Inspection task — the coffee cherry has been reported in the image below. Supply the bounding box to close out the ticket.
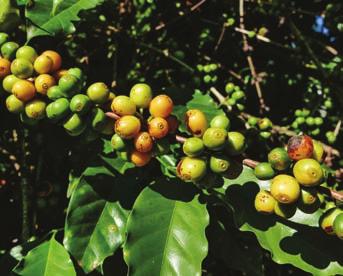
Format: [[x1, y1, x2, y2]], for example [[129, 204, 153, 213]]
[[111, 95, 136, 116], [177, 157, 207, 182], [225, 82, 235, 94], [254, 162, 275, 180], [149, 95, 173, 118], [254, 190, 276, 214], [12, 80, 36, 102], [258, 118, 273, 130], [46, 98, 70, 121], [259, 131, 271, 139], [0, 33, 9, 46], [299, 187, 318, 206], [305, 117, 315, 126], [295, 117, 305, 125], [314, 117, 323, 126], [59, 74, 79, 97], [70, 94, 91, 115], [248, 116, 258, 126], [270, 174, 300, 204], [130, 150, 152, 167], [2, 74, 19, 92], [130, 83, 153, 108], [268, 147, 291, 171], [274, 202, 296, 218], [333, 213, 343, 240], [16, 46, 37, 63], [0, 57, 11, 78], [68, 67, 84, 81], [324, 99, 333, 109], [34, 74, 56, 95], [11, 58, 34, 79], [1, 41, 19, 60], [185, 109, 208, 137], [293, 158, 323, 186], [42, 50, 62, 71], [63, 114, 86, 136], [226, 98, 236, 106], [134, 132, 153, 153], [115, 115, 141, 139], [183, 137, 204, 157], [166, 115, 179, 134], [47, 85, 65, 100], [287, 135, 313, 161], [34, 55, 53, 74], [227, 131, 246, 155], [25, 99, 47, 120], [203, 127, 227, 151], [321, 208, 343, 235], [148, 117, 169, 139], [6, 94, 24, 114], [312, 140, 324, 162], [210, 114, 230, 130], [53, 69, 68, 81], [111, 134, 126, 151], [87, 82, 110, 104], [209, 155, 231, 174], [90, 108, 107, 131], [232, 90, 245, 101]]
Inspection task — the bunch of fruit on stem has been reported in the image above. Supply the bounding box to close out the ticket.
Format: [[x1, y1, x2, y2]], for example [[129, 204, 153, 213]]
[[253, 134, 343, 239], [177, 110, 246, 184]]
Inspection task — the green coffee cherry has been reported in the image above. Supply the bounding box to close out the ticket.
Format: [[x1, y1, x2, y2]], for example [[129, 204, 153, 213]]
[[2, 74, 19, 92], [295, 117, 305, 125], [259, 131, 272, 139], [236, 103, 245, 111], [70, 94, 91, 115], [63, 113, 86, 136], [202, 127, 227, 151], [11, 58, 34, 79], [68, 67, 84, 81], [258, 118, 273, 130], [333, 213, 343, 240], [314, 117, 323, 126], [227, 131, 246, 155], [47, 86, 65, 100], [225, 82, 235, 94], [209, 155, 231, 174], [248, 116, 258, 126], [111, 134, 126, 151], [87, 82, 110, 104], [6, 94, 24, 114], [16, 46, 38, 63], [129, 83, 153, 108], [1, 41, 19, 60], [183, 137, 204, 157], [46, 98, 70, 121], [268, 147, 291, 171], [231, 90, 245, 101], [59, 74, 79, 97], [210, 114, 230, 131], [177, 157, 207, 182], [254, 162, 275, 180], [90, 107, 107, 131], [305, 117, 315, 126], [0, 33, 9, 46], [226, 98, 236, 106]]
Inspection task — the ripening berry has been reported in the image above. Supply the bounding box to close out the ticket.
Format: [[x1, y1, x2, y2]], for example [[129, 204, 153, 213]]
[[12, 80, 36, 102], [202, 127, 227, 151], [25, 99, 47, 120], [134, 132, 153, 153], [130, 150, 152, 167], [111, 95, 136, 116], [209, 155, 231, 174], [227, 132, 246, 155], [258, 118, 273, 130], [130, 83, 153, 108], [11, 58, 34, 79], [185, 109, 208, 137], [87, 82, 110, 104], [148, 117, 169, 139], [115, 115, 141, 139], [210, 114, 230, 131], [42, 50, 62, 71], [321, 208, 343, 235], [16, 46, 38, 63], [270, 174, 300, 204], [2, 74, 19, 92], [177, 157, 207, 182], [111, 134, 126, 151], [183, 137, 204, 157], [34, 74, 56, 95], [6, 95, 24, 114], [293, 158, 323, 186], [34, 55, 53, 74], [287, 135, 313, 161], [268, 147, 291, 171], [312, 140, 324, 162], [0, 57, 11, 78], [149, 94, 173, 118], [254, 190, 276, 214]]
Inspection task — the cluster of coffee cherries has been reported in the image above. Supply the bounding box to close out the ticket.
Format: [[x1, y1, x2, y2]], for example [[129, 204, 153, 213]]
[[177, 111, 246, 183], [253, 134, 343, 239], [247, 116, 273, 139], [290, 108, 324, 138], [110, 86, 178, 167], [224, 82, 246, 111], [196, 63, 219, 84]]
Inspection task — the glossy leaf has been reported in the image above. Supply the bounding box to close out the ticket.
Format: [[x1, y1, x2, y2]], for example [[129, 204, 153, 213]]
[[124, 179, 209, 276]]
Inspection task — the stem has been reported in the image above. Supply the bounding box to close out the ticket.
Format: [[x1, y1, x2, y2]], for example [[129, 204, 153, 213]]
[[175, 135, 187, 143], [105, 112, 121, 120]]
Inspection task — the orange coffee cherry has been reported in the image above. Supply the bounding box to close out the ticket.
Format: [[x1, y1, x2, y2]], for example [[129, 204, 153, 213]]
[[134, 132, 154, 153], [148, 117, 169, 139], [12, 80, 36, 102], [34, 74, 56, 95], [149, 94, 173, 118], [0, 57, 11, 78], [185, 109, 208, 137], [42, 50, 62, 71], [130, 150, 152, 167], [115, 115, 141, 139]]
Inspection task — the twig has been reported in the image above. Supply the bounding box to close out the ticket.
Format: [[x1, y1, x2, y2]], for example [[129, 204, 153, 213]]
[[175, 135, 186, 143], [105, 112, 120, 120], [214, 23, 227, 51], [334, 120, 342, 137]]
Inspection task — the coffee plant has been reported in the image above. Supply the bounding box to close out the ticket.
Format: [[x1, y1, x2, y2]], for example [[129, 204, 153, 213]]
[[0, 0, 343, 275]]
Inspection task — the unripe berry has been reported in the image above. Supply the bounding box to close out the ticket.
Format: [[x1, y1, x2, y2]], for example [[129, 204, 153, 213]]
[[34, 74, 56, 95], [202, 127, 227, 151], [227, 131, 246, 155], [12, 80, 36, 102], [134, 132, 153, 153], [68, 67, 84, 81], [177, 157, 207, 182], [130, 83, 153, 108], [58, 74, 79, 97], [115, 115, 141, 139], [111, 95, 136, 116], [185, 109, 208, 137], [70, 94, 91, 115], [63, 114, 86, 136], [34, 55, 53, 74], [254, 190, 276, 214], [2, 74, 19, 92], [293, 158, 323, 186], [254, 162, 275, 180], [333, 213, 343, 240], [90, 108, 107, 131], [87, 82, 110, 104], [6, 94, 24, 114], [1, 41, 19, 60], [287, 135, 313, 161], [270, 174, 300, 204], [210, 114, 230, 130], [209, 155, 231, 174], [42, 50, 62, 72], [225, 82, 235, 94], [0, 57, 11, 78], [149, 95, 173, 118], [183, 137, 204, 157], [130, 150, 152, 167], [111, 134, 126, 151], [0, 33, 9, 46], [148, 117, 169, 139], [11, 58, 34, 79], [16, 46, 37, 63], [47, 86, 64, 100], [46, 98, 70, 121], [268, 147, 291, 171]]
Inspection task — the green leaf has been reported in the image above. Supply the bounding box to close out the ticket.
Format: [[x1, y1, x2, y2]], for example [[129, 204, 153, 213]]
[[100, 154, 135, 174], [217, 166, 343, 275], [124, 179, 209, 276], [64, 167, 141, 273], [155, 154, 177, 178], [14, 235, 76, 276], [25, 0, 104, 40]]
